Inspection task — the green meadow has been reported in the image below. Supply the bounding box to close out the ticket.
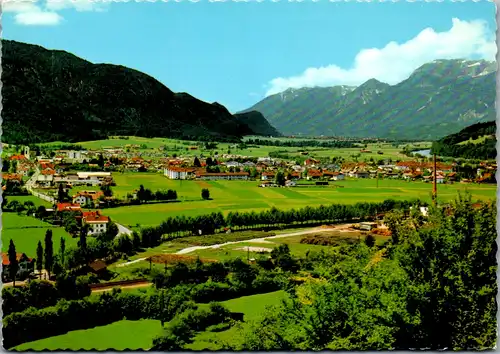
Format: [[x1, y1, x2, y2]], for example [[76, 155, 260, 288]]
[[13, 319, 164, 351], [13, 290, 285, 351], [2, 213, 77, 258], [101, 174, 496, 228], [5, 195, 52, 208]]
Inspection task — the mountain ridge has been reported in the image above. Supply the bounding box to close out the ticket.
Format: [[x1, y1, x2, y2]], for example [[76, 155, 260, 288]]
[[241, 59, 496, 140], [1, 40, 280, 144]]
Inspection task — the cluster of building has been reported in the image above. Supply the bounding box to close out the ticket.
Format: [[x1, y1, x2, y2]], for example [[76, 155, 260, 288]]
[[57, 203, 110, 235]]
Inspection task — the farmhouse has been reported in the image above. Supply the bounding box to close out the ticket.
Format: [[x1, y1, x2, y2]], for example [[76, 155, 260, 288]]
[[82, 211, 110, 236], [2, 252, 35, 282], [73, 190, 104, 207], [196, 172, 249, 181], [164, 167, 196, 180]]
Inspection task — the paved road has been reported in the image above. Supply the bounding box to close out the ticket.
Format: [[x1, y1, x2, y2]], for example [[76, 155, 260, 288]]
[[116, 223, 133, 237]]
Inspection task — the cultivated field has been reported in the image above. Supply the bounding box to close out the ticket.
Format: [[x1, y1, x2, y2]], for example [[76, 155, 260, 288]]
[[101, 174, 496, 228], [13, 290, 285, 351], [2, 213, 77, 258]]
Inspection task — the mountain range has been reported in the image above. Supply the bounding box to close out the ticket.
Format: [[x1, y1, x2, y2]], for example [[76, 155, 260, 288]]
[[241, 59, 496, 140], [1, 40, 279, 145]]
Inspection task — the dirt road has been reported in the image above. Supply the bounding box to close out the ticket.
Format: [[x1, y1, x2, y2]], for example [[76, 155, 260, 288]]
[[116, 224, 355, 267], [175, 225, 349, 255]]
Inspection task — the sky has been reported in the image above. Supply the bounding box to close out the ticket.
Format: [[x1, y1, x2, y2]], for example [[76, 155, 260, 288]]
[[2, 0, 497, 112]]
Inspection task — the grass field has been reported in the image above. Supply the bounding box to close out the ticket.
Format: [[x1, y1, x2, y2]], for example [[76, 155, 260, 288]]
[[187, 291, 286, 350], [13, 319, 164, 351], [2, 213, 77, 258], [13, 291, 286, 351], [101, 175, 496, 228], [4, 195, 52, 208]]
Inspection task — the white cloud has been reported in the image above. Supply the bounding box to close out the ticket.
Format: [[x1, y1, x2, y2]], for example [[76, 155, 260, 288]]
[[265, 18, 496, 96], [45, 0, 109, 12], [2, 0, 109, 26], [15, 10, 63, 25]]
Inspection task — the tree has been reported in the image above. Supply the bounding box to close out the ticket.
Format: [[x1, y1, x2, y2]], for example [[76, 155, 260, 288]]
[[201, 189, 210, 200], [100, 184, 113, 197], [132, 231, 142, 250], [275, 171, 286, 186], [392, 194, 497, 350], [78, 224, 88, 252], [44, 230, 54, 279], [60, 237, 66, 265], [57, 184, 68, 203], [35, 205, 47, 219], [8, 239, 18, 286], [193, 157, 202, 167], [364, 234, 375, 248], [98, 154, 105, 169], [36, 241, 43, 279], [137, 185, 146, 202]]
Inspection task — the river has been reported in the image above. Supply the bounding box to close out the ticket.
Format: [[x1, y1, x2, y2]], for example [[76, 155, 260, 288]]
[[413, 149, 432, 157]]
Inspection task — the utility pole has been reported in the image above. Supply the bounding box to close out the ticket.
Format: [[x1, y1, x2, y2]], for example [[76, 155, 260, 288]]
[[376, 171, 379, 188], [432, 154, 437, 206]]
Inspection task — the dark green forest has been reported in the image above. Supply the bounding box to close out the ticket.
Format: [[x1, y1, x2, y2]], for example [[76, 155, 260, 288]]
[[431, 121, 496, 159]]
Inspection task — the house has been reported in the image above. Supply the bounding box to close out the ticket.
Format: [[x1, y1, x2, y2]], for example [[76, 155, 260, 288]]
[[164, 167, 196, 180], [288, 172, 301, 180], [88, 260, 108, 275], [225, 161, 243, 168], [285, 180, 296, 187], [353, 171, 370, 179], [2, 173, 23, 184], [330, 172, 345, 181], [261, 172, 275, 181], [322, 170, 335, 179], [82, 211, 109, 235], [57, 203, 82, 213], [10, 154, 27, 162], [304, 158, 320, 166], [2, 252, 35, 281], [307, 169, 323, 180], [447, 172, 457, 182], [73, 190, 104, 207], [196, 172, 249, 181]]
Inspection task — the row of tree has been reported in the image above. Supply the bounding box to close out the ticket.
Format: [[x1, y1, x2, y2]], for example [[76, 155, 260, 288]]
[[137, 199, 422, 248], [135, 185, 178, 203]]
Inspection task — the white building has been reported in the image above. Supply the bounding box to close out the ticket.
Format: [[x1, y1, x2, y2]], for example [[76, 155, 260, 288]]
[[82, 211, 109, 236], [164, 167, 195, 180]]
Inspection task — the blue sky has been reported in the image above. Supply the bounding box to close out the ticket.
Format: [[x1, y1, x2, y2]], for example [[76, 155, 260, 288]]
[[3, 1, 496, 112]]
